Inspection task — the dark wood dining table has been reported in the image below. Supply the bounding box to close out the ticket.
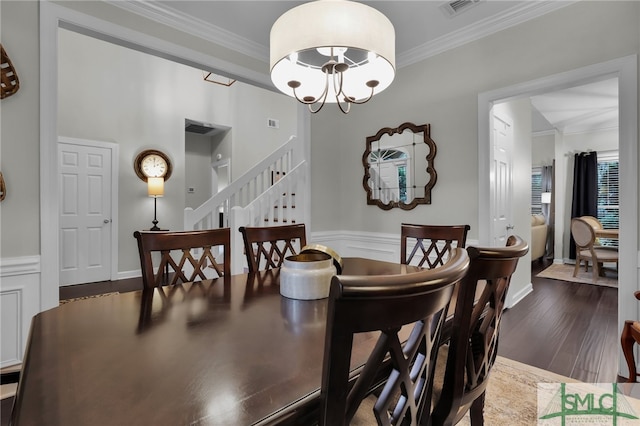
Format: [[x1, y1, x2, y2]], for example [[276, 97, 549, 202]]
[[10, 258, 423, 426]]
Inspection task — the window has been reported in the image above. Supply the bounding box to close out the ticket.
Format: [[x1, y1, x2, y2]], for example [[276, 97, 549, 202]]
[[531, 167, 542, 214], [597, 152, 619, 247]]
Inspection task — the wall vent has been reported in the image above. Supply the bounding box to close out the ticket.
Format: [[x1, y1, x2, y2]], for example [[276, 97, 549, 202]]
[[185, 118, 229, 137], [440, 0, 481, 17], [267, 118, 279, 129], [185, 122, 215, 134]]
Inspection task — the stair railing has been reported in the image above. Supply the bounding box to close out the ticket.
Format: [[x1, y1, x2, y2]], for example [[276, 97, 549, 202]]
[[229, 162, 306, 274], [184, 135, 298, 231]]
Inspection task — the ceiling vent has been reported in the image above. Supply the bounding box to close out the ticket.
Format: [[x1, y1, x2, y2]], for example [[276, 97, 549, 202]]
[[185, 119, 228, 137], [440, 0, 482, 17]]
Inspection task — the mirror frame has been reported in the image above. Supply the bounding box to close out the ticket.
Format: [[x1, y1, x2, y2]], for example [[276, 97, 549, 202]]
[[362, 122, 437, 210]]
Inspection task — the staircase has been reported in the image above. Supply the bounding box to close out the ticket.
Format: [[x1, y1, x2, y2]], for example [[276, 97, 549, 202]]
[[184, 135, 308, 274]]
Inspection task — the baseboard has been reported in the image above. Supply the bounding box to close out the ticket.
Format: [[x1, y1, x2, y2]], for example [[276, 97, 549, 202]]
[[117, 269, 142, 281], [507, 282, 533, 309]]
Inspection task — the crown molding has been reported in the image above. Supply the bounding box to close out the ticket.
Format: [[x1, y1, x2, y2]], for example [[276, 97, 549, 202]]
[[397, 1, 578, 68], [108, 0, 269, 63], [532, 129, 556, 138], [110, 1, 576, 69]]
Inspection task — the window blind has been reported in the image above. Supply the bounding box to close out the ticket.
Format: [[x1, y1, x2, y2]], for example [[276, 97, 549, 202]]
[[597, 152, 619, 247], [531, 166, 542, 214]]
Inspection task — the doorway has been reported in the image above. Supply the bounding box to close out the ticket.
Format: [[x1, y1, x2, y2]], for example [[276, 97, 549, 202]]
[[58, 137, 119, 286], [479, 55, 638, 376]]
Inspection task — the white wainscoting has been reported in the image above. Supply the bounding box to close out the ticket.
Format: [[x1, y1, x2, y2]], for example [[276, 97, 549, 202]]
[[0, 256, 41, 367], [311, 230, 479, 265], [310, 230, 529, 309]]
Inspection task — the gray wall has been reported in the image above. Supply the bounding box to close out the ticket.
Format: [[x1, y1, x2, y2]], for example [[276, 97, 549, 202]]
[[1, 1, 639, 268], [309, 1, 639, 239], [55, 28, 296, 273], [0, 1, 40, 258]]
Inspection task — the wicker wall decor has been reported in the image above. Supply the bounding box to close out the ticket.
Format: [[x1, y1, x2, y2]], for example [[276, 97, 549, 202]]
[[0, 172, 6, 202], [1, 44, 20, 99]]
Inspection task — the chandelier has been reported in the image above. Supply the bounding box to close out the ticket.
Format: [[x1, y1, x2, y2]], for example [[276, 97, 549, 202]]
[[270, 0, 395, 114]]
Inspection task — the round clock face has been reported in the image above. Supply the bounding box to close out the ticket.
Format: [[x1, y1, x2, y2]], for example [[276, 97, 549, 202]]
[[134, 149, 172, 182], [141, 154, 167, 178]]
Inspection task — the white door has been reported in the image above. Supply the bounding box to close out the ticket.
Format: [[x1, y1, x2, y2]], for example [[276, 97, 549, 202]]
[[59, 142, 112, 285], [379, 161, 400, 202], [490, 110, 514, 247]]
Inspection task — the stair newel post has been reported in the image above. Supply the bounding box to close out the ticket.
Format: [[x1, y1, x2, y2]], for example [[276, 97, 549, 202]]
[[230, 206, 249, 275]]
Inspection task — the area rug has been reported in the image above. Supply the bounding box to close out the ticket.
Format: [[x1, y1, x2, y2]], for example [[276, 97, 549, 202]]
[[456, 356, 577, 426], [536, 263, 617, 288], [459, 357, 640, 425], [354, 356, 608, 425], [59, 292, 119, 305]]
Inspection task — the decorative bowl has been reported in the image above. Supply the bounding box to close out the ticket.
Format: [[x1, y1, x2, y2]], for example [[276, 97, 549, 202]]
[[280, 252, 337, 300]]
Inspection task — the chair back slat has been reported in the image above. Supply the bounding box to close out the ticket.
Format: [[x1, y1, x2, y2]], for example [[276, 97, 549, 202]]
[[320, 248, 470, 426], [133, 229, 231, 289], [239, 224, 307, 272], [431, 235, 528, 426], [401, 224, 470, 268]]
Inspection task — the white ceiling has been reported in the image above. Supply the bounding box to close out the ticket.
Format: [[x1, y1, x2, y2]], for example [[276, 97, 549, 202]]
[[114, 0, 618, 134], [530, 78, 618, 134]]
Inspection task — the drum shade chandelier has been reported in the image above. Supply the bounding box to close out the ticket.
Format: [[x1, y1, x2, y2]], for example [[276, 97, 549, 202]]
[[270, 0, 395, 114]]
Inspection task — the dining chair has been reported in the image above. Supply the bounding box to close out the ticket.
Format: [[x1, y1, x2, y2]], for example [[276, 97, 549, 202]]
[[319, 247, 470, 426], [621, 291, 640, 382], [400, 224, 470, 268], [430, 235, 528, 426], [133, 228, 231, 289], [238, 224, 307, 273], [570, 217, 618, 283]]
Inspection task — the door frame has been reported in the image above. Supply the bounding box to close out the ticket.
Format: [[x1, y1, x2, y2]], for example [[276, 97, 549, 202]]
[[58, 136, 119, 285], [478, 55, 638, 376], [39, 1, 310, 310]]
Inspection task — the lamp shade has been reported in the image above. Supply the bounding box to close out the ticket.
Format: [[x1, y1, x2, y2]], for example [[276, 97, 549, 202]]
[[270, 0, 395, 105], [541, 192, 551, 204], [147, 177, 164, 197]]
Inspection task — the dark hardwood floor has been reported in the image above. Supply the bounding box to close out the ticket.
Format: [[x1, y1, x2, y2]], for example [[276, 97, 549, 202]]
[[499, 259, 620, 383], [0, 260, 622, 426]]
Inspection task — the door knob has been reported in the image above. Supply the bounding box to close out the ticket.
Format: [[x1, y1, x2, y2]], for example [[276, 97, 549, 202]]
[[104, 219, 111, 224], [506, 224, 514, 230]]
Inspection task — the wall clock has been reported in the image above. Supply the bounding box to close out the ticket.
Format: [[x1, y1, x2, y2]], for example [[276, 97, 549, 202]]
[[134, 149, 172, 182]]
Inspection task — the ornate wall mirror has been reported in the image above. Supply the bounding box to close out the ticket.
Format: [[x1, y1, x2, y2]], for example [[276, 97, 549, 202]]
[[362, 122, 437, 210]]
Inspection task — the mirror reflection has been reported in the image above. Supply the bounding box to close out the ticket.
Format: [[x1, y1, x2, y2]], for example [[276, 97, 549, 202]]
[[362, 122, 437, 210]]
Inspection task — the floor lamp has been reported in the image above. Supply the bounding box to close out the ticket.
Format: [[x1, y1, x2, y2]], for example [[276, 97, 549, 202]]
[[147, 177, 164, 231]]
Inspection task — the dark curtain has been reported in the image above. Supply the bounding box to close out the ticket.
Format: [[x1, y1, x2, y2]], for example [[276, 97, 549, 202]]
[[569, 152, 598, 259]]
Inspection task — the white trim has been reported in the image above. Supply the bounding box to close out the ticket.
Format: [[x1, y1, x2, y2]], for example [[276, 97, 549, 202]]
[[110, 1, 268, 63], [398, 1, 577, 67], [532, 129, 556, 138], [506, 283, 533, 309], [58, 136, 120, 282], [478, 54, 638, 377], [48, 1, 272, 90], [0, 261, 42, 366], [0, 288, 23, 367], [0, 256, 41, 278], [40, 0, 309, 312], [110, 0, 576, 70]]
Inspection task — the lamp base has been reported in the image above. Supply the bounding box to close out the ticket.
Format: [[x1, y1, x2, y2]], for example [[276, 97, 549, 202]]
[[149, 197, 161, 231]]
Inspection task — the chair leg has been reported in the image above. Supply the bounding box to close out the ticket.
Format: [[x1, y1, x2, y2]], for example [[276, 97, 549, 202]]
[[592, 261, 599, 283], [621, 321, 638, 383], [573, 259, 580, 277], [469, 391, 485, 426]]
